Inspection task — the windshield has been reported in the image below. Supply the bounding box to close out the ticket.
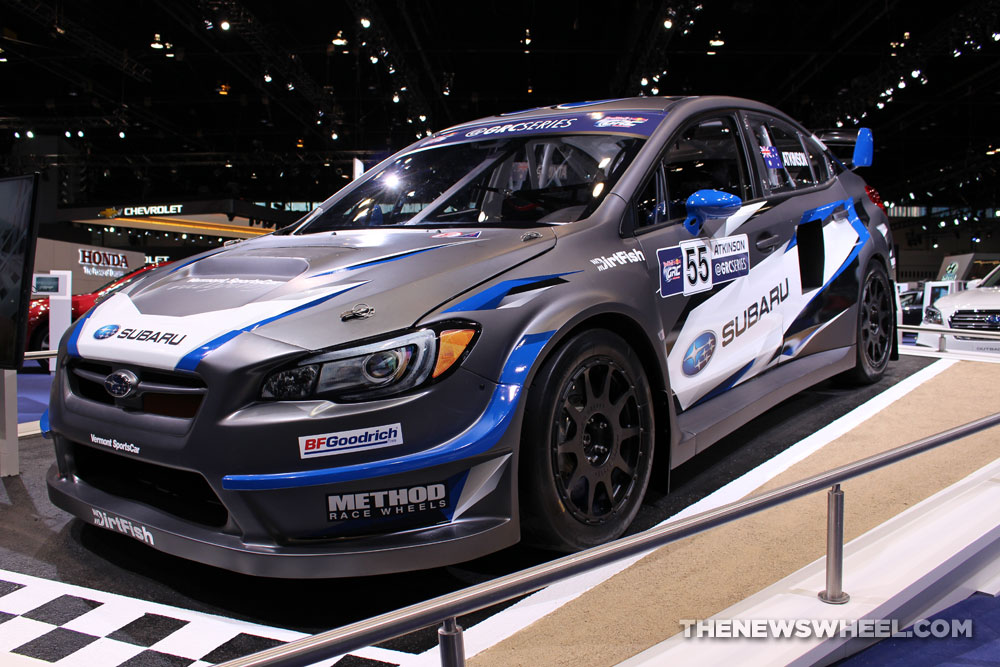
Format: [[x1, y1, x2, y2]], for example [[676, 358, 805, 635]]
[[295, 134, 644, 233], [980, 265, 1000, 288]]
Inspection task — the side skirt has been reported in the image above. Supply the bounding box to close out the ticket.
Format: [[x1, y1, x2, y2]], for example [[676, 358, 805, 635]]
[[671, 346, 855, 468]]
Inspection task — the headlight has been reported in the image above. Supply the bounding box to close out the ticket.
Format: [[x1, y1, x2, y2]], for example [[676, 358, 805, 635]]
[[261, 325, 478, 402], [923, 306, 943, 325]]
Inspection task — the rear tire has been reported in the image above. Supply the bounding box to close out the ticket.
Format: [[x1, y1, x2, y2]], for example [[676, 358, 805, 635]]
[[843, 261, 893, 384], [520, 330, 654, 551]]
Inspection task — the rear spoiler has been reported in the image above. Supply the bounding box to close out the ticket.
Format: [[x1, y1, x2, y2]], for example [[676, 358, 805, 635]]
[[815, 128, 874, 169]]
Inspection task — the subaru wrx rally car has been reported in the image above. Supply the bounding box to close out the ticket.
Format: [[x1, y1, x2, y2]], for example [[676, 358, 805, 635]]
[[46, 97, 895, 577]]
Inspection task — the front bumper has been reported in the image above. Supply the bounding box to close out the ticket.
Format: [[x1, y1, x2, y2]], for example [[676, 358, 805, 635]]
[[46, 329, 552, 577]]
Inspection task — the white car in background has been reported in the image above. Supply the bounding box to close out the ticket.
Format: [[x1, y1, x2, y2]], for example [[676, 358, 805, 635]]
[[917, 265, 1000, 354]]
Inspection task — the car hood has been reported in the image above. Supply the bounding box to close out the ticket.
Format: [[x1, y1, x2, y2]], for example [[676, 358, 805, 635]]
[[71, 228, 555, 370], [932, 287, 1000, 315]]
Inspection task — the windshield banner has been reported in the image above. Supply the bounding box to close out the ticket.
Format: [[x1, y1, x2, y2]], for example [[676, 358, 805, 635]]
[[417, 111, 668, 149]]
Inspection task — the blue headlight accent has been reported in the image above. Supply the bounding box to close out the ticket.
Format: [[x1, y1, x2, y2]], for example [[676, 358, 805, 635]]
[[175, 282, 368, 371], [40, 409, 51, 437], [65, 308, 97, 357], [444, 273, 579, 312], [221, 330, 556, 490]]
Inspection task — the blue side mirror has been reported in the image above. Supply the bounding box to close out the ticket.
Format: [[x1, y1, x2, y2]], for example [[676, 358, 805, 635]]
[[683, 189, 743, 235], [853, 128, 873, 168]]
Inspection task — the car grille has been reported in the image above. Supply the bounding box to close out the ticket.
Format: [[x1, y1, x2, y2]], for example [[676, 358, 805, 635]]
[[71, 441, 228, 528], [949, 310, 1000, 339], [67, 359, 206, 419]]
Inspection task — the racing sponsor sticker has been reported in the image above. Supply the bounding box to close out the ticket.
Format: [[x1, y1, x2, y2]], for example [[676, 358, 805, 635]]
[[92, 508, 155, 546], [432, 231, 482, 239], [327, 483, 447, 521], [299, 423, 403, 458], [760, 146, 784, 169], [590, 248, 645, 272], [594, 115, 649, 128], [681, 331, 717, 376], [657, 247, 684, 297], [657, 234, 749, 297], [90, 432, 140, 455]]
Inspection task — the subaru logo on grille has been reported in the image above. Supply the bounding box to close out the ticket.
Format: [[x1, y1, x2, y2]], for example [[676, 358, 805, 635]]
[[93, 324, 120, 340], [104, 370, 138, 398], [989, 314, 1000, 326], [682, 331, 717, 376]]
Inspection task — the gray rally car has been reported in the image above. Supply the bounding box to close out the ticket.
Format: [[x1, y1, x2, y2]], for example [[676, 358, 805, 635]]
[[45, 96, 896, 577]]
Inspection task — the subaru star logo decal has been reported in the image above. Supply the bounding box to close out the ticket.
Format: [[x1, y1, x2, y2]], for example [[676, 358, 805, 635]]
[[104, 370, 139, 398], [682, 331, 717, 376], [93, 324, 120, 340]]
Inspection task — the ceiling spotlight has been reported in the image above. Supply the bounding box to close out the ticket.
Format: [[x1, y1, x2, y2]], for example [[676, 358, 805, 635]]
[[0, 47, 7, 63], [663, 18, 673, 29], [640, 77, 649, 86], [331, 131, 339, 140], [219, 20, 231, 31], [118, 130, 126, 139], [392, 92, 400, 103], [651, 86, 659, 95], [263, 72, 272, 83], [332, 30, 348, 46], [295, 138, 304, 148], [64, 130, 71, 138], [370, 55, 379, 64], [360, 17, 371, 28], [911, 69, 921, 78], [150, 33, 164, 49], [897, 80, 906, 89], [418, 114, 427, 122], [204, 19, 213, 30], [709, 32, 725, 47], [217, 83, 230, 95], [77, 130, 84, 138], [13, 131, 20, 138], [287, 81, 295, 91]]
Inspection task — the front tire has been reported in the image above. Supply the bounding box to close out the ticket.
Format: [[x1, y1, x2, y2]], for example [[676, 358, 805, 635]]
[[520, 330, 654, 551], [844, 261, 893, 384]]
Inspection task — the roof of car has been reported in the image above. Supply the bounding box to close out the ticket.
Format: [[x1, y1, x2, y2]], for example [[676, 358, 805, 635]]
[[436, 95, 791, 136]]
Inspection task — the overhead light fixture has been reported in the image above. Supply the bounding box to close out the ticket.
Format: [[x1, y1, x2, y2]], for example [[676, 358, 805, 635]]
[[709, 32, 725, 47], [332, 30, 348, 46], [418, 114, 427, 122], [911, 69, 921, 78], [0, 47, 7, 63], [217, 83, 230, 95], [263, 72, 272, 83], [150, 33, 164, 49], [370, 55, 379, 64], [77, 130, 84, 138], [640, 77, 649, 86], [663, 18, 673, 29], [287, 81, 295, 91], [64, 130, 71, 138], [392, 92, 400, 103], [204, 19, 213, 30], [360, 17, 371, 28], [295, 138, 304, 148], [219, 20, 231, 31], [118, 130, 126, 139], [330, 131, 339, 140], [650, 87, 659, 95]]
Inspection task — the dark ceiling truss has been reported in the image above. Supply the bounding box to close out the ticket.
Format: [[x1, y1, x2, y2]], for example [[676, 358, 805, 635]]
[[343, 0, 438, 130], [0, 0, 152, 81]]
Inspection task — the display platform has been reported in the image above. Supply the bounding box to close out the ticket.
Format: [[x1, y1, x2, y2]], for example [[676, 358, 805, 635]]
[[3, 355, 996, 666]]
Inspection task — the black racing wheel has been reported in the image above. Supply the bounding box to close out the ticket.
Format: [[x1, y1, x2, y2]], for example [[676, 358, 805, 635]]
[[520, 329, 654, 551], [843, 261, 894, 384]]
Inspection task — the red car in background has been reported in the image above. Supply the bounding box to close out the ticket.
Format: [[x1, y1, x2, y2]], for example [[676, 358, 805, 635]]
[[26, 262, 170, 356]]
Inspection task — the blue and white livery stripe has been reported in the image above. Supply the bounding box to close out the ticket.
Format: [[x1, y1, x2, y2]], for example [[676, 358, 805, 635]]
[[222, 331, 555, 490], [73, 281, 368, 372]]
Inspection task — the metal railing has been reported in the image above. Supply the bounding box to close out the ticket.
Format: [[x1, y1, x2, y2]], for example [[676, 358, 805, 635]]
[[22, 350, 57, 361], [218, 411, 1000, 667]]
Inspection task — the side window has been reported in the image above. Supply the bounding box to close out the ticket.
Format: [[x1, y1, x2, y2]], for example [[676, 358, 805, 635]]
[[661, 116, 749, 220], [747, 114, 824, 194], [633, 164, 666, 229], [802, 135, 832, 183]]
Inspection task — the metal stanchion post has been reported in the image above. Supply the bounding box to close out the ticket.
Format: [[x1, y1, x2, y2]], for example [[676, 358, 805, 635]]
[[0, 370, 18, 477], [438, 616, 466, 667], [819, 483, 849, 604]]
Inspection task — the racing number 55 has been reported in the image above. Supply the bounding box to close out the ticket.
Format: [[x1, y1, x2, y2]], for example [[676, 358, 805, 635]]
[[680, 239, 712, 295]]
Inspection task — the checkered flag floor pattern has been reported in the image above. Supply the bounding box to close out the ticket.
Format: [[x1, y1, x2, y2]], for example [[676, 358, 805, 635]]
[[0, 570, 410, 666]]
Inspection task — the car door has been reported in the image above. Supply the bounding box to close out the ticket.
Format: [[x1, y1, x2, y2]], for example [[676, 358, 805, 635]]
[[632, 112, 787, 412], [740, 111, 860, 363]]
